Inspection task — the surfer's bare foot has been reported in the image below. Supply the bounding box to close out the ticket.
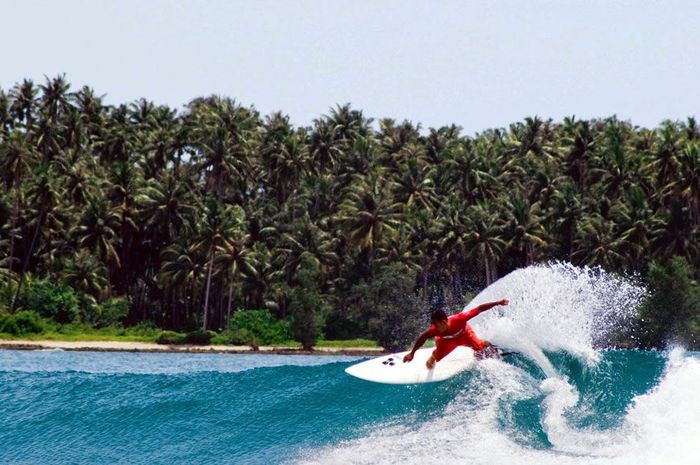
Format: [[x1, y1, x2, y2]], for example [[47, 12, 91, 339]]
[[426, 355, 436, 369]]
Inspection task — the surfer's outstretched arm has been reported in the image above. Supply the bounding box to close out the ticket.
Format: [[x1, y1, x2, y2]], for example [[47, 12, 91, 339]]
[[403, 330, 432, 363], [463, 299, 509, 319]]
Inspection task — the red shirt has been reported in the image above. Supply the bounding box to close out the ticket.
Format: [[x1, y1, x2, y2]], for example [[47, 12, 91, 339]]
[[426, 309, 487, 352]]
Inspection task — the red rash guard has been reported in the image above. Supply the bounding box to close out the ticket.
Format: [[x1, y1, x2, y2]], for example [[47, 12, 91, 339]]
[[426, 308, 487, 361]]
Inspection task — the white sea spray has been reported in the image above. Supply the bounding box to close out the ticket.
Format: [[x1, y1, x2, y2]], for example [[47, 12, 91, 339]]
[[297, 264, 699, 465]]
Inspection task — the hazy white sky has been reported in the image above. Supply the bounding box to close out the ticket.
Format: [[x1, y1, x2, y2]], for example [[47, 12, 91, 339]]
[[3, 0, 699, 134]]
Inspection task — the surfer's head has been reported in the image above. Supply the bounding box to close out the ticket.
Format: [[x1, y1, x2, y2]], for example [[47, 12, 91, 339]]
[[431, 309, 449, 333]]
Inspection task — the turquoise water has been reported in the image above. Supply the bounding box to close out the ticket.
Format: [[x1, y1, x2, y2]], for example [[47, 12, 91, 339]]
[[2, 264, 700, 464], [0, 349, 698, 465]]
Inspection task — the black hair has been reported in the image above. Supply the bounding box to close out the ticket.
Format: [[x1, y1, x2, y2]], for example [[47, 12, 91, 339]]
[[431, 309, 448, 322]]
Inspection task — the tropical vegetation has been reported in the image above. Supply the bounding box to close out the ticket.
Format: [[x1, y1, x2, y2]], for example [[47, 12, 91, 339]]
[[1, 76, 698, 348]]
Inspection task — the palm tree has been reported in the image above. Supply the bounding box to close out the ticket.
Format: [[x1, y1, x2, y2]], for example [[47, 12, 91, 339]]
[[502, 117, 557, 188], [108, 162, 142, 293], [559, 116, 597, 190], [298, 173, 343, 220], [309, 119, 341, 172], [573, 214, 627, 271], [136, 174, 196, 249], [611, 186, 654, 268], [375, 223, 425, 272], [191, 197, 246, 329], [377, 118, 421, 164], [62, 160, 94, 206], [131, 100, 180, 179], [60, 250, 109, 304], [276, 214, 338, 283], [651, 199, 698, 263], [337, 171, 401, 275], [9, 79, 37, 128], [187, 96, 258, 201], [73, 193, 121, 274], [216, 233, 253, 326], [39, 75, 71, 121], [326, 104, 372, 145], [158, 242, 205, 328], [651, 120, 682, 195], [391, 158, 436, 211], [0, 131, 38, 283], [259, 113, 309, 204], [465, 204, 506, 285], [97, 104, 134, 164], [18, 164, 63, 270], [73, 85, 105, 141], [677, 142, 700, 226], [0, 89, 13, 140], [545, 179, 585, 261], [240, 243, 279, 310], [10, 164, 64, 309], [334, 136, 379, 186], [503, 196, 548, 267], [587, 121, 638, 200], [434, 196, 473, 299], [423, 125, 461, 165], [439, 138, 497, 204]]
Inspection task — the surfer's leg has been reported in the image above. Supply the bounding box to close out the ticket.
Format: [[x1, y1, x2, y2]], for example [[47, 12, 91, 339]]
[[475, 342, 500, 360], [433, 338, 459, 362]]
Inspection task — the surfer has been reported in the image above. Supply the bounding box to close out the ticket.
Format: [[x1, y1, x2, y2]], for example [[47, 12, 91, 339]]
[[403, 299, 509, 369]]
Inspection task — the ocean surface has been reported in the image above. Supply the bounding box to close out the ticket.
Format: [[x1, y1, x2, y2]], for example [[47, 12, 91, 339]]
[[1, 264, 699, 465]]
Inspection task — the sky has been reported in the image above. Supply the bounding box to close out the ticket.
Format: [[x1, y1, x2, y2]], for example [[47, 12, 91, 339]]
[[2, 0, 699, 135]]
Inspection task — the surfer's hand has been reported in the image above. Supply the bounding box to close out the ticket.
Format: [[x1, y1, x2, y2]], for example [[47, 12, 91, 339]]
[[499, 299, 509, 306], [426, 355, 436, 369], [403, 353, 414, 363]]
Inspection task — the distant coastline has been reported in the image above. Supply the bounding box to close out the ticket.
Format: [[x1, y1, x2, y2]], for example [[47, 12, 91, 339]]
[[2, 77, 699, 351], [0, 339, 385, 356]]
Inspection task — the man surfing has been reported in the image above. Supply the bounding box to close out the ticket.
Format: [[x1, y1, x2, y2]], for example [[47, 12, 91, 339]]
[[403, 299, 509, 369]]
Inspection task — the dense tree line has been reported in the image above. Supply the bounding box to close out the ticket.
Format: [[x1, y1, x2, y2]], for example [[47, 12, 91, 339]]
[[1, 76, 699, 347]]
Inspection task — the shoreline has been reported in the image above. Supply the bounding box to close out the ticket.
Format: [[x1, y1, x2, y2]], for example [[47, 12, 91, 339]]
[[0, 339, 387, 357]]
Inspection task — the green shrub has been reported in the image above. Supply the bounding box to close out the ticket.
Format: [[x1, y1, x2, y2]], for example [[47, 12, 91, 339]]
[[0, 284, 14, 310], [16, 279, 79, 324], [0, 310, 46, 336], [351, 264, 423, 351], [127, 321, 160, 337], [156, 330, 186, 345], [229, 310, 291, 345], [288, 256, 329, 350], [290, 287, 328, 350], [54, 322, 92, 335], [638, 257, 700, 348], [212, 328, 258, 347], [92, 297, 129, 328], [184, 329, 215, 345]]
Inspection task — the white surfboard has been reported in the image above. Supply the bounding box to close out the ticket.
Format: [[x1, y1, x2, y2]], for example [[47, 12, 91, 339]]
[[344, 346, 475, 384]]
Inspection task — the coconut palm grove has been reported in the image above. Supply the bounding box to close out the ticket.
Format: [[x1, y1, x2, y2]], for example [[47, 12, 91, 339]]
[[0, 76, 698, 349]]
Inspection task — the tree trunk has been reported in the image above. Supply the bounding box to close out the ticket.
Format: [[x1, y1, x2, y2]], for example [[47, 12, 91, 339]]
[[226, 281, 234, 329], [7, 177, 21, 292], [484, 255, 490, 286], [202, 250, 214, 330], [121, 213, 129, 296], [11, 211, 44, 311]]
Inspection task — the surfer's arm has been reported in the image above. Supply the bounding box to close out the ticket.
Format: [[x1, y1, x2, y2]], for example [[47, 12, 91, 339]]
[[403, 330, 432, 363], [463, 299, 509, 319]]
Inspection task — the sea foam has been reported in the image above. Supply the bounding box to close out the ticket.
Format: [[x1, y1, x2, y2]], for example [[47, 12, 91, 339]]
[[297, 263, 698, 465]]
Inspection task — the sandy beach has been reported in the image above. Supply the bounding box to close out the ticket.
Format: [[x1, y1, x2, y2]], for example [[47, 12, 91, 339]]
[[0, 339, 386, 356]]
